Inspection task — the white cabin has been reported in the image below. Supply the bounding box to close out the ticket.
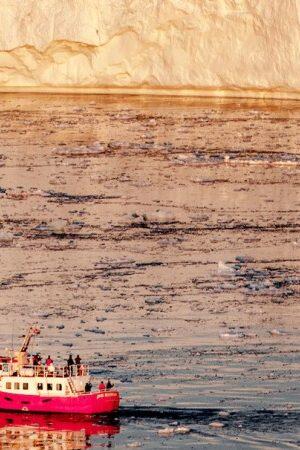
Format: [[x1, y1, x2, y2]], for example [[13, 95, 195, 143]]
[[0, 364, 90, 396]]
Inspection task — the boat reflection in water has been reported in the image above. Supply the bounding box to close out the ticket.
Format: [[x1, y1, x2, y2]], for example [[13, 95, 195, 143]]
[[0, 411, 120, 449]]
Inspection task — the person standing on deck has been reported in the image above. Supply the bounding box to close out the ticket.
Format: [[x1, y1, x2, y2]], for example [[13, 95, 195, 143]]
[[67, 354, 74, 366], [106, 379, 114, 390], [46, 355, 53, 366], [99, 381, 106, 391], [75, 355, 81, 374], [67, 354, 75, 375]]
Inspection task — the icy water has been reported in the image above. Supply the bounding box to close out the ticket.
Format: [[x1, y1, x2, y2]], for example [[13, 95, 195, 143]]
[[0, 94, 299, 449]]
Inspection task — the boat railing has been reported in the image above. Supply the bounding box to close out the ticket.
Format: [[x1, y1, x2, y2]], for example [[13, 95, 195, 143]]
[[0, 363, 89, 378]]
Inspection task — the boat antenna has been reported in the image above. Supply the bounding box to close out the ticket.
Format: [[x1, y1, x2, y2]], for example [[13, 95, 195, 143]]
[[11, 322, 14, 361]]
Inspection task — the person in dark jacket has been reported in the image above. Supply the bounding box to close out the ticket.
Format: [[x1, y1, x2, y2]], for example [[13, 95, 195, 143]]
[[67, 354, 75, 375], [106, 379, 114, 390], [67, 354, 74, 366], [85, 382, 92, 392]]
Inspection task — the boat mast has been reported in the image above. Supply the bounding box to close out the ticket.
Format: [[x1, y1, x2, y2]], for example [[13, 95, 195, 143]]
[[19, 326, 41, 353]]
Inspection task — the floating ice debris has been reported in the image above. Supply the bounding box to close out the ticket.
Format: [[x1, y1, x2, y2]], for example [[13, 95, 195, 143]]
[[243, 332, 258, 338], [34, 222, 48, 232], [219, 331, 244, 339], [174, 153, 194, 162], [145, 297, 164, 306], [157, 395, 173, 402], [0, 232, 14, 244], [45, 190, 117, 203], [49, 176, 67, 186], [127, 442, 142, 448], [158, 427, 175, 436], [90, 141, 103, 150], [269, 329, 287, 336], [235, 255, 254, 263], [174, 426, 191, 434], [45, 241, 76, 251], [6, 190, 28, 200], [55, 144, 105, 157], [47, 219, 69, 234], [218, 411, 230, 417], [209, 421, 224, 428], [133, 210, 177, 225], [84, 327, 105, 334], [218, 261, 235, 275], [72, 106, 84, 112], [33, 312, 51, 318]]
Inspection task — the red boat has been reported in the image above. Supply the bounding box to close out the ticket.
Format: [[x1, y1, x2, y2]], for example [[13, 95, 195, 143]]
[[0, 326, 120, 414]]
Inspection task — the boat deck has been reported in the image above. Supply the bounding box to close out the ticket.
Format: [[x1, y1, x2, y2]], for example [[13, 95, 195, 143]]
[[0, 364, 89, 379]]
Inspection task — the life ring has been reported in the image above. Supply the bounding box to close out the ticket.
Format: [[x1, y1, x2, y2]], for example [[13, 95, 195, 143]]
[[22, 406, 28, 412]]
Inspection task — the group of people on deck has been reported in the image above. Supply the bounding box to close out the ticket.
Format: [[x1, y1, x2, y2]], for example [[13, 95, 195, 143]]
[[31, 353, 85, 375], [30, 353, 114, 392], [99, 379, 114, 391], [85, 379, 113, 393]]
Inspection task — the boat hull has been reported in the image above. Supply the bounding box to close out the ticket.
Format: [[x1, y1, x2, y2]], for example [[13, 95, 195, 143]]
[[0, 390, 120, 414]]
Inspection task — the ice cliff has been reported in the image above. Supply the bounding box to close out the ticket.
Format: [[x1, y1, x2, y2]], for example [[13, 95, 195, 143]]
[[0, 0, 299, 98]]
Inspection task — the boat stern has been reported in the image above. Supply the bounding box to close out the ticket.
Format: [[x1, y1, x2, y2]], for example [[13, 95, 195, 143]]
[[92, 390, 120, 414]]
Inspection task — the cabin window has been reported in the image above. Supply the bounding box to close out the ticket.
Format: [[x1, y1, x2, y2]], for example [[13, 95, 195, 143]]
[[14, 382, 20, 390], [5, 382, 11, 389], [56, 383, 62, 391], [37, 383, 43, 390], [23, 383, 29, 390], [47, 383, 53, 391]]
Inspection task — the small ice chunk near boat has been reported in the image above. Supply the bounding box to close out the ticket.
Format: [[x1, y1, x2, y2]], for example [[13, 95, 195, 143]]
[[158, 427, 175, 436], [209, 421, 225, 428], [174, 426, 191, 434]]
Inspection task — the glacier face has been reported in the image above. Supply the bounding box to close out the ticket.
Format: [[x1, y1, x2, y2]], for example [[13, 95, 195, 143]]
[[0, 0, 299, 98]]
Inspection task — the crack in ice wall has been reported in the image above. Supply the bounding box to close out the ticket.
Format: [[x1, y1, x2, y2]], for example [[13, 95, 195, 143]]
[[0, 0, 299, 98]]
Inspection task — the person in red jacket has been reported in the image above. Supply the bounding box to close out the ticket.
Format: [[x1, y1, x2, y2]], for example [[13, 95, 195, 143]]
[[98, 381, 106, 391], [46, 355, 53, 366]]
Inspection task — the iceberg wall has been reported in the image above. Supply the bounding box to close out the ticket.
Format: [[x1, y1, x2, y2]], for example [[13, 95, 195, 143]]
[[0, 0, 299, 98]]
